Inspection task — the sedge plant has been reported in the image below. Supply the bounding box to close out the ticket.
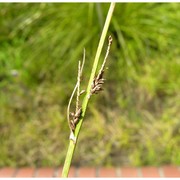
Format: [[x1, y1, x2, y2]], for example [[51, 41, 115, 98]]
[[61, 3, 116, 177]]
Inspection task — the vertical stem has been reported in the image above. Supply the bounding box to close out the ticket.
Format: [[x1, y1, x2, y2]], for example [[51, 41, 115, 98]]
[[61, 2, 115, 177]]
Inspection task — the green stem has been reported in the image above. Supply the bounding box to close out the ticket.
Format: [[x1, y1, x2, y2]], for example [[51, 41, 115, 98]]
[[61, 3, 115, 177]]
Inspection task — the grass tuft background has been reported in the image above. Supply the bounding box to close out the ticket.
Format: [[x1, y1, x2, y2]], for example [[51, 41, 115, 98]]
[[0, 3, 179, 167]]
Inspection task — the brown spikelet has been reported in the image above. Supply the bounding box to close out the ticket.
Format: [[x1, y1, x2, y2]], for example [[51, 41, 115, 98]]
[[67, 49, 86, 133], [90, 35, 113, 96], [69, 107, 82, 131]]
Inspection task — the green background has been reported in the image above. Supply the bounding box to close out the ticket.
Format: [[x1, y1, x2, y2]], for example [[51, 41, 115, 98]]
[[0, 3, 179, 167]]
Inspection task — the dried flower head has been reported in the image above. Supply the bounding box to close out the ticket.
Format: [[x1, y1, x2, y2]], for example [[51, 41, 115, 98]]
[[70, 107, 82, 131], [67, 49, 86, 136], [89, 35, 113, 97]]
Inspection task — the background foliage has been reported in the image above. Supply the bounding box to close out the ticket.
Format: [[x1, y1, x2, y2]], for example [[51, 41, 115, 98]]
[[0, 3, 179, 167]]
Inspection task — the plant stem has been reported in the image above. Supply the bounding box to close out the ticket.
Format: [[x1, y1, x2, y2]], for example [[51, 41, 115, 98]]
[[61, 2, 115, 177]]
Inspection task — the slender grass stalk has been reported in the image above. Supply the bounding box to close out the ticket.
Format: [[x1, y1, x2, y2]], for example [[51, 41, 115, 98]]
[[61, 3, 115, 177]]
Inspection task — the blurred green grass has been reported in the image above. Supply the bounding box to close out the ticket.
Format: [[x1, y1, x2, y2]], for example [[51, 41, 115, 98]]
[[0, 3, 179, 167]]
